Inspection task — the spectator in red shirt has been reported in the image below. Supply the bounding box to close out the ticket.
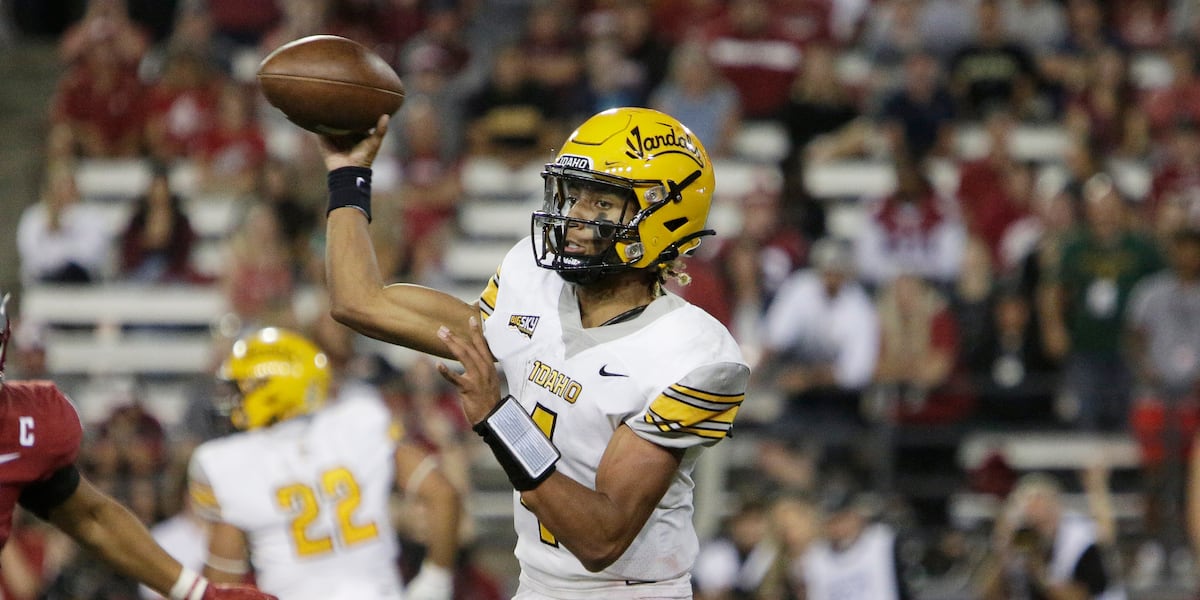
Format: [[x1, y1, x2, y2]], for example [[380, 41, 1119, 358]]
[[957, 112, 1033, 265], [194, 83, 267, 196], [50, 34, 145, 158], [1142, 42, 1200, 139], [144, 48, 225, 162], [702, 0, 805, 120], [1146, 119, 1200, 239], [874, 273, 972, 425]]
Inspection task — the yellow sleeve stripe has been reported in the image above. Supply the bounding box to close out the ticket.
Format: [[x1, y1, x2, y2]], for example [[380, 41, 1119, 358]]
[[652, 396, 734, 424], [668, 383, 744, 405], [659, 387, 745, 413], [644, 382, 744, 440], [650, 393, 741, 424], [189, 483, 220, 509], [478, 271, 500, 319], [643, 407, 739, 439]]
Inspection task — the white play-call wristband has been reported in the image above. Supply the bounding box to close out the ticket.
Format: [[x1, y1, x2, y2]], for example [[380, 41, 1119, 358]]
[[169, 567, 209, 600], [484, 396, 559, 480]]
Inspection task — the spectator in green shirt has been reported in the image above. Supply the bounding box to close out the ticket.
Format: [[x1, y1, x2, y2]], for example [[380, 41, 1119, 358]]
[[1040, 174, 1164, 431]]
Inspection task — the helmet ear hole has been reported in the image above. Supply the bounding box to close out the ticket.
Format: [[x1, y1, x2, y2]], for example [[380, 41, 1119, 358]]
[[664, 217, 688, 232]]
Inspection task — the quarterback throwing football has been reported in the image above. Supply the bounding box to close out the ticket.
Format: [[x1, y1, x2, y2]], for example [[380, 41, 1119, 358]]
[[321, 107, 749, 599]]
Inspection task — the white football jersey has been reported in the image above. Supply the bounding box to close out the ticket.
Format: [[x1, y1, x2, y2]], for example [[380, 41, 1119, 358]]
[[189, 386, 405, 600], [479, 239, 750, 597]]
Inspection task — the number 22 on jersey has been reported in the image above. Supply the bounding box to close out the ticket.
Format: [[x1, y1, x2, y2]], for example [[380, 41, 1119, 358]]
[[276, 466, 379, 557]]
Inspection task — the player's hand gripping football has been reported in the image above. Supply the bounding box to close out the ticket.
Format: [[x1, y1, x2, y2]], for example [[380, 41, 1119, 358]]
[[436, 316, 502, 425], [202, 583, 279, 600], [317, 114, 389, 171]]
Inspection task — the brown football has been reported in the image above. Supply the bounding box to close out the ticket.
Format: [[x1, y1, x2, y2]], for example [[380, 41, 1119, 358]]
[[257, 35, 405, 135]]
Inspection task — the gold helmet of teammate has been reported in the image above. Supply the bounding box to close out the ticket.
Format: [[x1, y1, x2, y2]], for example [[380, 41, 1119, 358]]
[[219, 327, 330, 430], [534, 107, 716, 283]]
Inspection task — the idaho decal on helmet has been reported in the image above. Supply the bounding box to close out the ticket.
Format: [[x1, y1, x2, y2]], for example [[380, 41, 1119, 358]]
[[533, 107, 716, 283], [218, 327, 331, 430]]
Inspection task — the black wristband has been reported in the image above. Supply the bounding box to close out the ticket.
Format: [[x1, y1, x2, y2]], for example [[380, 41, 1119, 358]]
[[327, 166, 373, 222], [474, 396, 560, 491]]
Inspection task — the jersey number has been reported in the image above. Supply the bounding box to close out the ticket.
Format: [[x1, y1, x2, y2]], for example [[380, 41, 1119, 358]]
[[276, 467, 380, 557], [530, 404, 558, 547]]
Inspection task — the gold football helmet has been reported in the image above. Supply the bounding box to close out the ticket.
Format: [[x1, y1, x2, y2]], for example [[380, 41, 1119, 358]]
[[534, 107, 716, 282], [219, 327, 330, 430]]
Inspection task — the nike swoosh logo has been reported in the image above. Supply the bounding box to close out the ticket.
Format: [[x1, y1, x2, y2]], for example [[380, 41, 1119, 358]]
[[598, 365, 628, 377], [0, 452, 20, 465]]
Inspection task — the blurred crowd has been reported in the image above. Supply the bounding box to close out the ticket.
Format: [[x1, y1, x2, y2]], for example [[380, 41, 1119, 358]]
[[6, 0, 1200, 597]]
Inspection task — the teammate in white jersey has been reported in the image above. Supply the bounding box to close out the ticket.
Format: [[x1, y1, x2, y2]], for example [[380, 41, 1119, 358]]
[[187, 328, 461, 600], [320, 106, 750, 599]]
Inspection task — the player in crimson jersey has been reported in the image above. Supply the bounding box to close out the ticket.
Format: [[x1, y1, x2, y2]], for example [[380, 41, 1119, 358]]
[[0, 292, 277, 600]]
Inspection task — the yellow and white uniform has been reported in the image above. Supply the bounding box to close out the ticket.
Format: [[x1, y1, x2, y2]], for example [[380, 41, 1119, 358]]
[[189, 386, 405, 600], [479, 239, 750, 598]]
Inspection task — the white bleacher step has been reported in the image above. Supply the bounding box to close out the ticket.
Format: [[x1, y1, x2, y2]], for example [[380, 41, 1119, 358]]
[[187, 195, 241, 238], [44, 331, 216, 375], [958, 431, 1141, 471], [1009, 125, 1072, 163], [804, 160, 896, 199], [731, 121, 791, 164], [955, 124, 1071, 163], [458, 199, 538, 240], [23, 284, 227, 328], [76, 159, 152, 201], [76, 159, 203, 201], [86, 195, 240, 240], [444, 239, 513, 283], [713, 160, 782, 201], [461, 156, 543, 201]]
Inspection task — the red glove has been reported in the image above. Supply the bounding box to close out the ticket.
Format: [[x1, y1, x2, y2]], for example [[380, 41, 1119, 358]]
[[202, 583, 278, 600]]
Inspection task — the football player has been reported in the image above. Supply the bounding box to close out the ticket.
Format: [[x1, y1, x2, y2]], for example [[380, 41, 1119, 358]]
[[0, 292, 276, 600], [188, 327, 460, 600], [321, 107, 749, 598]]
